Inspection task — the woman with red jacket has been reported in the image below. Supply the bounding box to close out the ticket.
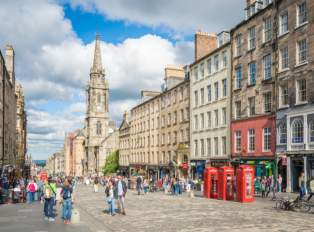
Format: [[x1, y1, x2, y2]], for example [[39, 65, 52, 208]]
[[27, 179, 38, 203]]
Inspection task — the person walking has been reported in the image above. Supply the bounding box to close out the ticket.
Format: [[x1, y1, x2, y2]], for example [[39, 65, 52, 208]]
[[260, 176, 267, 198], [277, 174, 282, 193], [266, 175, 276, 199], [60, 176, 74, 223], [136, 175, 142, 195], [143, 177, 149, 196], [179, 178, 183, 195], [175, 178, 180, 196], [105, 180, 117, 216], [43, 177, 57, 221], [115, 175, 127, 215], [306, 176, 314, 202], [171, 178, 176, 196], [37, 178, 43, 202], [27, 179, 38, 203], [299, 172, 306, 198], [94, 174, 99, 193]]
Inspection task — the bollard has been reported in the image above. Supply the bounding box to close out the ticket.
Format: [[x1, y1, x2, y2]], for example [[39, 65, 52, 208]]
[[189, 189, 194, 198], [164, 188, 168, 194], [71, 208, 80, 223]]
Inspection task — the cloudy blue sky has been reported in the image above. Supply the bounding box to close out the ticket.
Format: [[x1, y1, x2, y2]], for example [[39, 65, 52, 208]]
[[0, 0, 245, 160]]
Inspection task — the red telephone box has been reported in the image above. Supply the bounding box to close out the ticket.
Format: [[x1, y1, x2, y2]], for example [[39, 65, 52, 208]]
[[203, 167, 218, 198], [218, 166, 234, 200], [236, 165, 254, 203], [41, 172, 47, 180]]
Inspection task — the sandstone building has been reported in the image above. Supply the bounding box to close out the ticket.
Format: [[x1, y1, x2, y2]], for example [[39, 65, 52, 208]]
[[230, 0, 277, 179], [15, 84, 27, 169], [118, 110, 131, 177], [274, 0, 314, 192], [0, 46, 17, 170]]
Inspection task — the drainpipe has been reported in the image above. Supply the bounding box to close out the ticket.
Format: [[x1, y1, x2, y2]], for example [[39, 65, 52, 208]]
[[230, 31, 234, 168], [2, 52, 5, 174]]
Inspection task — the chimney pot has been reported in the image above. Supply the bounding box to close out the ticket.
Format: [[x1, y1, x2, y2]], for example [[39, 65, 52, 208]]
[[6, 45, 9, 49], [10, 46, 12, 50]]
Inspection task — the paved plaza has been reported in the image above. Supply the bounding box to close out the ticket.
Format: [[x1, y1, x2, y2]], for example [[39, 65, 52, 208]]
[[75, 184, 314, 232]]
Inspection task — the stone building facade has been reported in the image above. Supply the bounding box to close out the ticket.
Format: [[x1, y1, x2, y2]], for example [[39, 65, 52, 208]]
[[190, 31, 232, 180], [0, 46, 17, 169], [73, 128, 85, 176], [84, 33, 119, 176], [130, 90, 161, 178], [160, 65, 190, 178], [275, 0, 314, 192], [129, 64, 190, 179], [230, 0, 277, 179], [118, 110, 130, 177], [15, 84, 27, 169]]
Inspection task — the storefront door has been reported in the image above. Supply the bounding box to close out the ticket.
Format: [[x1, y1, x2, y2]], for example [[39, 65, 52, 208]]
[[292, 160, 304, 191]]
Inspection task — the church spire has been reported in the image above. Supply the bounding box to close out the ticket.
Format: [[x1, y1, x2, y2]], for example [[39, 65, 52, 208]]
[[92, 29, 102, 73]]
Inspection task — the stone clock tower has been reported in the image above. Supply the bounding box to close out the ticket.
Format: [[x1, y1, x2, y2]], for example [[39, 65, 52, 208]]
[[84, 31, 110, 174]]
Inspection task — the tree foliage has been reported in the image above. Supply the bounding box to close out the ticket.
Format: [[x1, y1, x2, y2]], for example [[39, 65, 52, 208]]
[[101, 149, 119, 175]]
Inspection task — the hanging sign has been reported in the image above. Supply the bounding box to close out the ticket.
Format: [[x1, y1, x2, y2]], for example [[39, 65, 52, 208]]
[[282, 155, 287, 166]]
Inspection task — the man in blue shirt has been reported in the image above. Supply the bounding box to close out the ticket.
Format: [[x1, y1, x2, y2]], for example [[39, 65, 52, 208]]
[[136, 175, 142, 195], [114, 175, 127, 215]]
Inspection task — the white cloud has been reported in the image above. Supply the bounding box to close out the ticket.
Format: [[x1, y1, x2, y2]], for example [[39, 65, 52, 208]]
[[65, 0, 245, 38], [64, 102, 86, 114]]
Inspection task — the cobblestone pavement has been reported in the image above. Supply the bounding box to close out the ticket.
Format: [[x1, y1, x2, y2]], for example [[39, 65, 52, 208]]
[[75, 184, 314, 232]]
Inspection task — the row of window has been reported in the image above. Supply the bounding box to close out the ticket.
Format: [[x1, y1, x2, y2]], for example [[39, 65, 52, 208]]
[[131, 84, 190, 121], [131, 152, 158, 164], [120, 155, 129, 166], [279, 80, 307, 107], [193, 108, 227, 130], [194, 137, 227, 156], [131, 129, 190, 148], [278, 119, 314, 145], [238, 2, 307, 57], [193, 51, 227, 82], [235, 93, 272, 119], [194, 80, 227, 107], [235, 128, 271, 153], [120, 139, 129, 149]]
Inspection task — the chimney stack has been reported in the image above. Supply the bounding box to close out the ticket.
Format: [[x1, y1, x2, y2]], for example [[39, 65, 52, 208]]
[[194, 31, 217, 61], [247, 0, 255, 7], [5, 45, 15, 81], [123, 110, 129, 122]]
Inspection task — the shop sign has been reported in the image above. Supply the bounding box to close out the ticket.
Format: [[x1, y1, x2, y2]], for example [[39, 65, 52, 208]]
[[141, 166, 146, 169], [182, 163, 188, 169], [197, 161, 204, 166], [121, 167, 128, 170], [246, 161, 255, 165], [282, 155, 287, 166], [259, 161, 269, 164], [190, 162, 196, 166], [135, 165, 141, 168], [211, 161, 228, 167], [294, 161, 301, 165]]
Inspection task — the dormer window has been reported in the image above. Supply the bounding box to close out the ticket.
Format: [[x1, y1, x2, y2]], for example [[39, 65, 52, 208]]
[[246, 1, 263, 20], [217, 31, 230, 48]]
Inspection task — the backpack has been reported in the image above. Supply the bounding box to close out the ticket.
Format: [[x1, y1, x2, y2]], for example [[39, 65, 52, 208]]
[[44, 185, 52, 199], [176, 181, 180, 187], [95, 178, 98, 184], [172, 181, 176, 188], [62, 186, 71, 199]]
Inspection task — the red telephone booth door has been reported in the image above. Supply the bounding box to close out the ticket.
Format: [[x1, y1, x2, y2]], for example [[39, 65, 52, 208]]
[[209, 168, 218, 198], [225, 170, 234, 200], [218, 166, 234, 201], [236, 165, 254, 203], [203, 168, 210, 198], [243, 169, 254, 202]]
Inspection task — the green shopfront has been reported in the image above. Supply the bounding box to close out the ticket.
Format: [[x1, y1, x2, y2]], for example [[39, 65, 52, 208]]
[[239, 158, 277, 180]]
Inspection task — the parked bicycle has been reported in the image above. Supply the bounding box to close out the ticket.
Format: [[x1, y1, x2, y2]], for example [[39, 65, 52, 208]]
[[276, 196, 310, 212]]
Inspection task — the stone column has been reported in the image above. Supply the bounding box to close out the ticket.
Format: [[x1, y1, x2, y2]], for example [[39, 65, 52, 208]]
[[287, 116, 291, 151], [286, 156, 291, 193], [304, 156, 307, 189]]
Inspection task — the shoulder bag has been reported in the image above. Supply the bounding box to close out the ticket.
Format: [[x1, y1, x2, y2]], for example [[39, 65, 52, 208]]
[[49, 183, 57, 206]]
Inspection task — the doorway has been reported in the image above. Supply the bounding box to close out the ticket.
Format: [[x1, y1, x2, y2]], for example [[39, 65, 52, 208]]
[[292, 161, 303, 191]]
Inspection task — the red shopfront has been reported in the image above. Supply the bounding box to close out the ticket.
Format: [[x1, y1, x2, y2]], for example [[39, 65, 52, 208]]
[[232, 114, 276, 161]]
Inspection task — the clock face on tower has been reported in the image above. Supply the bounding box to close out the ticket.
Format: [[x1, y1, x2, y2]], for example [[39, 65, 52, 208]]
[[96, 106, 102, 111]]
